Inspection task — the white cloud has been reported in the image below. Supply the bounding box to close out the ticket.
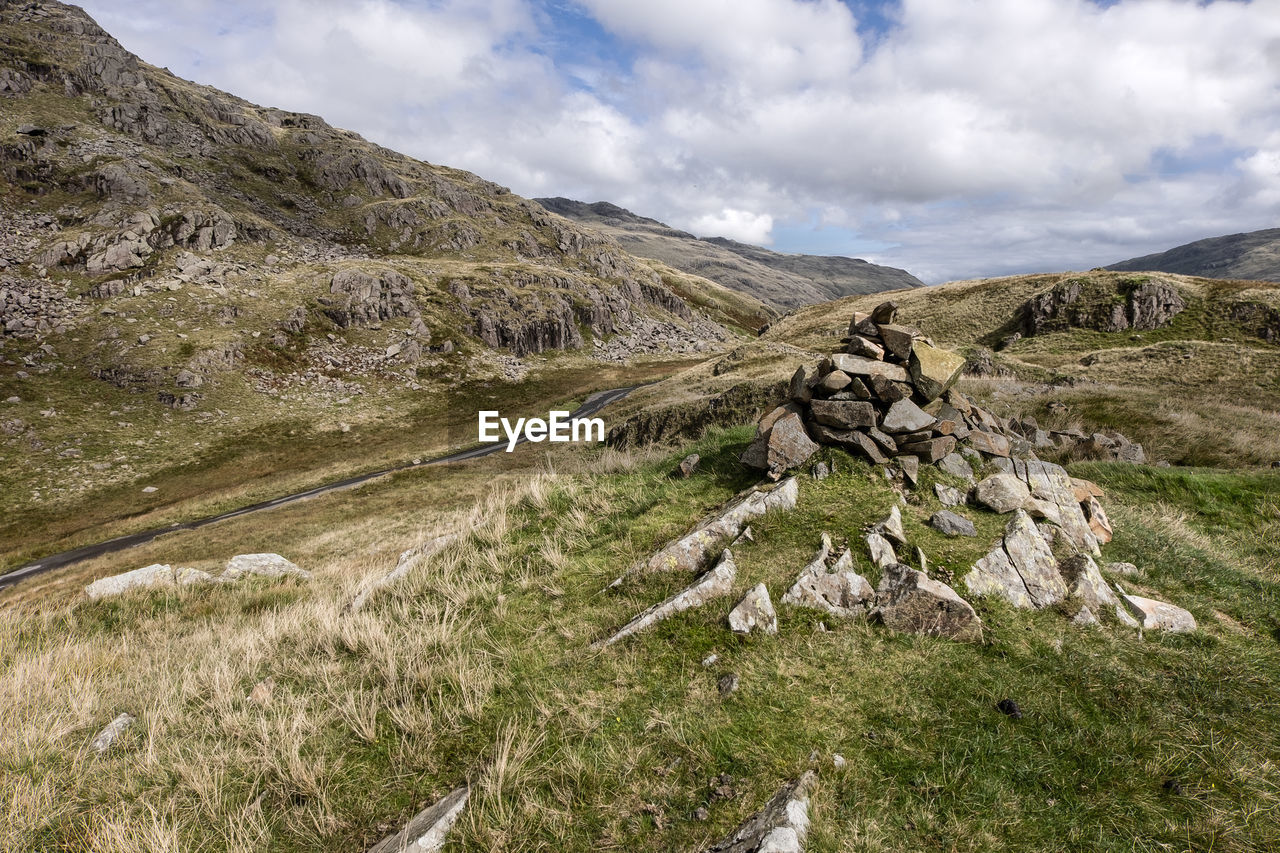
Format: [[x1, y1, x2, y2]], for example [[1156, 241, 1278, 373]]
[[79, 0, 1280, 283]]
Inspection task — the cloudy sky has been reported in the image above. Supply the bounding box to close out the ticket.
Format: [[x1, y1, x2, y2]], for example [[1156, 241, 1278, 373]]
[[81, 0, 1280, 283]]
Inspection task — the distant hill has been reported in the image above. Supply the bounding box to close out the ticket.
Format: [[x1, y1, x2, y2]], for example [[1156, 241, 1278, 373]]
[[1107, 228, 1280, 281], [535, 198, 924, 311]]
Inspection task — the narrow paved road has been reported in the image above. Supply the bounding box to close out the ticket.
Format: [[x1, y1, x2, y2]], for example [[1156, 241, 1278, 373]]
[[0, 386, 639, 591]]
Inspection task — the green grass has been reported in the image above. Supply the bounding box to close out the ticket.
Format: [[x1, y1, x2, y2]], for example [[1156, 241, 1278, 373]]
[[5, 427, 1279, 851]]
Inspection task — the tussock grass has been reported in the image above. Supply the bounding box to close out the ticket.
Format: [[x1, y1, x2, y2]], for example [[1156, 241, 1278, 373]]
[[3, 429, 1280, 851]]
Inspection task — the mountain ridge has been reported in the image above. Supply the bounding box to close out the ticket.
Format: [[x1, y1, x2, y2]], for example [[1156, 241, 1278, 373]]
[[1106, 227, 1280, 282], [535, 196, 925, 311]]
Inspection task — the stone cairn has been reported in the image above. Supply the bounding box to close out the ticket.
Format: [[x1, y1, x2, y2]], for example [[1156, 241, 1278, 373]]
[[739, 299, 1144, 479]]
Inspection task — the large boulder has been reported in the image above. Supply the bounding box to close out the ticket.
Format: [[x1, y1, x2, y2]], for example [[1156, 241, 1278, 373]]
[[972, 473, 1031, 514], [741, 408, 819, 481], [872, 563, 983, 642], [223, 553, 311, 581], [85, 563, 211, 599]]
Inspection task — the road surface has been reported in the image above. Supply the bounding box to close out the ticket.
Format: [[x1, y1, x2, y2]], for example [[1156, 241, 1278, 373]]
[[0, 386, 638, 591]]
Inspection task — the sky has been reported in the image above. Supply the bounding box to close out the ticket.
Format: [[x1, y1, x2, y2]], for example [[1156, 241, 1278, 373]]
[[79, 0, 1280, 284]]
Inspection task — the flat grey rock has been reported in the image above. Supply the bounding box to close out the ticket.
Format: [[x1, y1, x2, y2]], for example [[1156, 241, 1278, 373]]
[[929, 510, 976, 537], [934, 483, 966, 507], [972, 473, 1030, 513], [881, 399, 934, 434], [865, 532, 898, 570], [223, 553, 311, 581], [782, 533, 874, 619], [1117, 587, 1197, 633]]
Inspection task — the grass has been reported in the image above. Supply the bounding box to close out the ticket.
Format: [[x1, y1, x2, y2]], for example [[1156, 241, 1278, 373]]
[[4, 425, 1279, 852]]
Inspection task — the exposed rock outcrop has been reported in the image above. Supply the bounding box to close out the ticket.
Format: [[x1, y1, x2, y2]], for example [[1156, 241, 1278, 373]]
[[704, 770, 817, 853], [872, 563, 983, 642], [595, 550, 738, 647]]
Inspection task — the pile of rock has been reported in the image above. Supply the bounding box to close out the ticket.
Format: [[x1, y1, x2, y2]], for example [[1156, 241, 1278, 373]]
[[84, 552, 309, 600], [741, 299, 1145, 478]]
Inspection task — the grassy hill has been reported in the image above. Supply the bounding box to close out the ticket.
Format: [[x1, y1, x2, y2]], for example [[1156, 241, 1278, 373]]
[[535, 198, 925, 311]]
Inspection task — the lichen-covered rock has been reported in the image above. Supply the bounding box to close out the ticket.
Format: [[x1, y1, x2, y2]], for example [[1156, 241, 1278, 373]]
[[865, 532, 898, 570], [596, 550, 738, 647], [1059, 554, 1118, 611], [908, 341, 967, 401], [964, 510, 1067, 609], [929, 509, 976, 537], [872, 505, 907, 546], [873, 563, 983, 642], [728, 583, 778, 635], [972, 473, 1030, 513], [85, 563, 200, 599]]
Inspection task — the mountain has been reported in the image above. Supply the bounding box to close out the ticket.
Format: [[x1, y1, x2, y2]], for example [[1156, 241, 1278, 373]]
[[0, 0, 773, 557], [535, 197, 925, 311], [1106, 227, 1280, 281]]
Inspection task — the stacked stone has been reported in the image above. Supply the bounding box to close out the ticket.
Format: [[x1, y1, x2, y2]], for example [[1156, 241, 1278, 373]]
[[743, 300, 1029, 479]]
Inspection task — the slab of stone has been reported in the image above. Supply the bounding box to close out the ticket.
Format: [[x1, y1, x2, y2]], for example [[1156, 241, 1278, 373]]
[[847, 335, 884, 359], [972, 473, 1031, 513], [85, 564, 182, 600], [635, 479, 797, 574], [868, 373, 908, 403], [935, 483, 966, 507], [741, 412, 819, 480], [809, 399, 877, 430], [866, 426, 898, 454], [788, 366, 811, 404], [901, 436, 956, 463], [872, 505, 907, 546], [705, 770, 817, 853], [782, 534, 874, 619], [1105, 561, 1140, 576], [877, 324, 919, 361], [223, 553, 311, 581], [728, 583, 778, 635], [367, 786, 470, 853], [89, 712, 135, 753], [1071, 477, 1105, 502], [830, 353, 908, 383], [908, 341, 967, 401], [596, 551, 738, 647], [964, 510, 1066, 609], [872, 563, 983, 642], [881, 399, 934, 434], [929, 510, 976, 537], [1058, 554, 1118, 611], [936, 452, 974, 482], [1019, 460, 1100, 555], [1117, 587, 1197, 633], [846, 429, 889, 464], [865, 532, 898, 570], [870, 300, 898, 324], [967, 430, 1011, 457]]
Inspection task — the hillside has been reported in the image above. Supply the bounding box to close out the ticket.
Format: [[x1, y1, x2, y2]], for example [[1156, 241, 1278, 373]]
[[535, 197, 925, 311], [0, 0, 773, 569], [1107, 227, 1280, 282]]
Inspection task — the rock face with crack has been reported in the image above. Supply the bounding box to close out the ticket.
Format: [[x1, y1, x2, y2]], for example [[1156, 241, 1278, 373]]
[[781, 533, 874, 619], [873, 563, 983, 642], [634, 479, 798, 575], [964, 510, 1067, 609], [704, 770, 817, 853], [366, 786, 469, 853], [596, 550, 738, 647]]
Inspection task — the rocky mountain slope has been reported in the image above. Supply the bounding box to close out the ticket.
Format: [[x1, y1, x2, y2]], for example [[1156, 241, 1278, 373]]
[[535, 197, 925, 311], [1106, 227, 1280, 282], [0, 0, 773, 548]]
